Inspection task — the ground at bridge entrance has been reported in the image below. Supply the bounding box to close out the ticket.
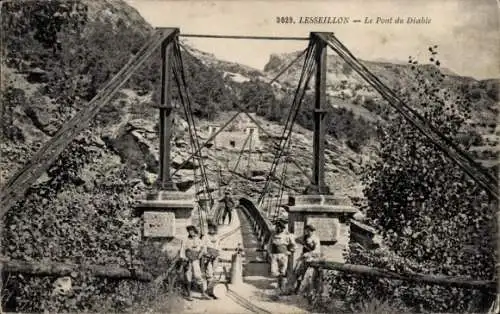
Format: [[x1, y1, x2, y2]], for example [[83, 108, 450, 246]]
[[182, 209, 313, 314]]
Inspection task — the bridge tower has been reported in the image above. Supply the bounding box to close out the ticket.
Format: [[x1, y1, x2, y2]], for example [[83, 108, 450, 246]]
[[286, 33, 358, 268], [133, 28, 197, 258]]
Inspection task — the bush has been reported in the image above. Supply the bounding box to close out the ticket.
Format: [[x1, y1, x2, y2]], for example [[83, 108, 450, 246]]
[[1, 87, 28, 142], [362, 96, 377, 111], [468, 88, 482, 101], [327, 106, 375, 148], [342, 62, 353, 76]]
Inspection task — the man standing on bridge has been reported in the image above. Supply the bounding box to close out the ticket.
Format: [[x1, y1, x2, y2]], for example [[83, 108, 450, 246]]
[[179, 225, 210, 301], [202, 221, 221, 299], [266, 219, 295, 294], [292, 224, 322, 294], [219, 189, 235, 225]]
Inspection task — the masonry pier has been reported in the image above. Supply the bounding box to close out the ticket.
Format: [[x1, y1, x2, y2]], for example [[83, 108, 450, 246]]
[[132, 29, 196, 258]]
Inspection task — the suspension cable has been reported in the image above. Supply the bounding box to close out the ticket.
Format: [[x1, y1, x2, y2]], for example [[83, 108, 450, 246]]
[[178, 39, 317, 206], [258, 39, 319, 207], [171, 64, 207, 234], [275, 134, 293, 220], [179, 43, 308, 100], [175, 45, 212, 200], [258, 47, 313, 205], [246, 129, 253, 176], [172, 41, 213, 205], [269, 49, 307, 84], [322, 33, 498, 200], [269, 43, 318, 199], [178, 43, 315, 187]]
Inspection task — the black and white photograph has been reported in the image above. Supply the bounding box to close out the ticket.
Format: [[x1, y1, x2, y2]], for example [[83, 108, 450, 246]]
[[0, 0, 499, 313]]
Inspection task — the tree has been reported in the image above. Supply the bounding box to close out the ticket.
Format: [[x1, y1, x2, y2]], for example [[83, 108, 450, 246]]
[[359, 47, 496, 312]]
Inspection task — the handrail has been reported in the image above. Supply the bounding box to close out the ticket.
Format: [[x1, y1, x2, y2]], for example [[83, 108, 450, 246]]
[[239, 198, 273, 248]]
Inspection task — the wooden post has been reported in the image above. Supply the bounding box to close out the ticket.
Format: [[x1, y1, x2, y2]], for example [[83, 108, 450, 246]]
[[308, 33, 330, 195], [230, 249, 243, 285], [158, 39, 177, 191]]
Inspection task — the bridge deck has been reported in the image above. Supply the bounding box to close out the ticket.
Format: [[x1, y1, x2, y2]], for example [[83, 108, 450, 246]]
[[182, 208, 311, 313]]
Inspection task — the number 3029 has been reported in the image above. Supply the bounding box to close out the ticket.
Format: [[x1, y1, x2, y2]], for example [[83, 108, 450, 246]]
[[276, 16, 294, 24]]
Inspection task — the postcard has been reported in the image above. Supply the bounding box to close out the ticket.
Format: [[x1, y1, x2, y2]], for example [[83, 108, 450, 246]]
[[1, 0, 498, 313]]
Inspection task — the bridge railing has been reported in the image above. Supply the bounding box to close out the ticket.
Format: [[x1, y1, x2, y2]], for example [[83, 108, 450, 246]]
[[238, 198, 273, 250]]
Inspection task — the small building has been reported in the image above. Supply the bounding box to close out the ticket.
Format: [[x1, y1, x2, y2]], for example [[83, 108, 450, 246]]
[[207, 124, 262, 151]]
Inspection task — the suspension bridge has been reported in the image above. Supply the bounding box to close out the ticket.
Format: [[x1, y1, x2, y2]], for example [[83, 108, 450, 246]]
[[0, 28, 498, 313]]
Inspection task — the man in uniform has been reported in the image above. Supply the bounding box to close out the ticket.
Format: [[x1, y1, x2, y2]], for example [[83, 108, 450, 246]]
[[202, 221, 221, 299], [293, 224, 322, 294], [219, 189, 235, 225], [266, 219, 295, 294], [179, 225, 210, 301]]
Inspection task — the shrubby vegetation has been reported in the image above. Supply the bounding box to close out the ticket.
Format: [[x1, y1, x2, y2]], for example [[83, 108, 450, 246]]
[[2, 132, 185, 312], [1, 87, 28, 142], [308, 48, 496, 313]]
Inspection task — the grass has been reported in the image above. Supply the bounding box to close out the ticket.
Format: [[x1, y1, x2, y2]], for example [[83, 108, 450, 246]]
[[125, 288, 185, 314], [312, 296, 414, 314], [121, 272, 185, 314], [352, 298, 411, 314]]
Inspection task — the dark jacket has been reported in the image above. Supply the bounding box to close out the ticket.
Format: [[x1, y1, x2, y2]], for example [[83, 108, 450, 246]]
[[220, 195, 235, 211]]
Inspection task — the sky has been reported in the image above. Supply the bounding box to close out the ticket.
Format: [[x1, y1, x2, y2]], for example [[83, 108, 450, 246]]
[[126, 0, 500, 80]]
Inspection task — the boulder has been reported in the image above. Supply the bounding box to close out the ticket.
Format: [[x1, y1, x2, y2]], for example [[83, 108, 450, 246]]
[[34, 172, 51, 185], [78, 167, 95, 191], [173, 115, 189, 132], [250, 176, 266, 182], [142, 171, 158, 186], [127, 118, 156, 133], [130, 130, 160, 163], [172, 155, 199, 170], [175, 139, 189, 148], [172, 169, 195, 180], [24, 105, 51, 128], [352, 211, 366, 222], [52, 277, 72, 296], [176, 180, 195, 191], [90, 134, 106, 148]]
